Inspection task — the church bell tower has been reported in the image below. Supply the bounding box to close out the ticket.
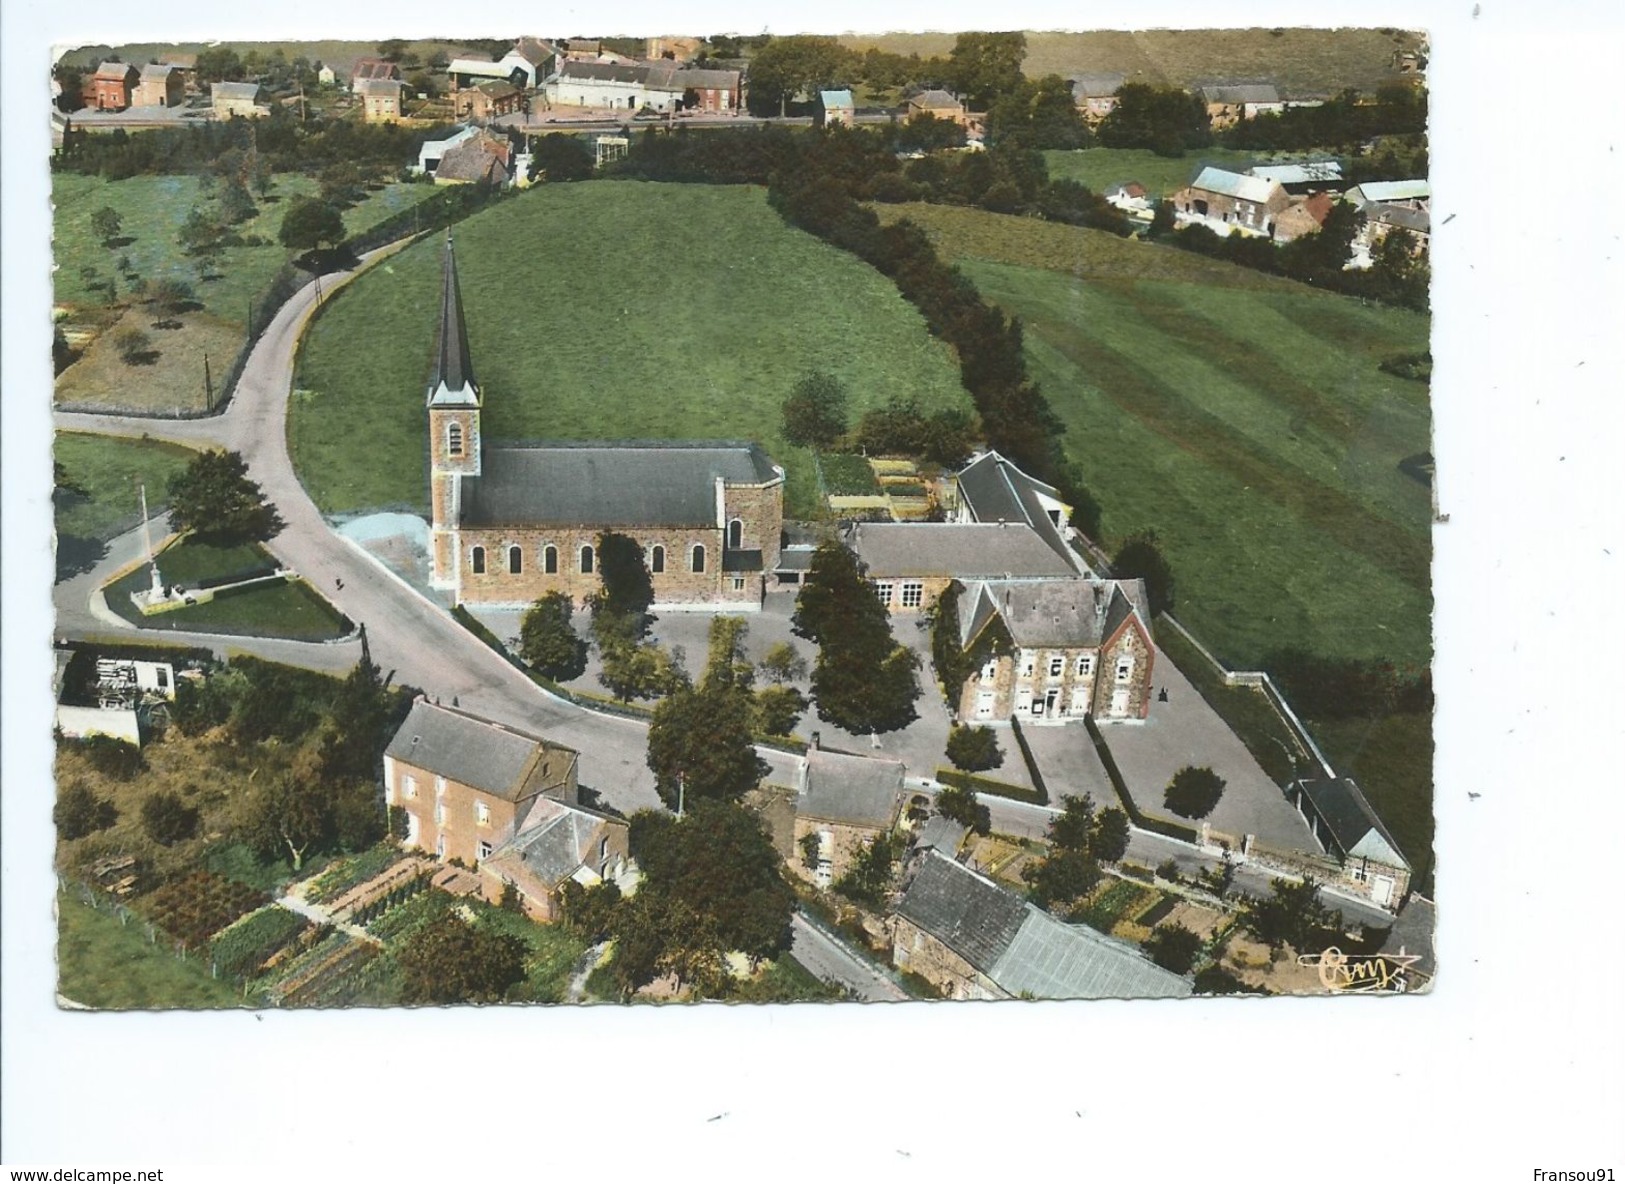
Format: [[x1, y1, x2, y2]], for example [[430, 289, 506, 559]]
[[427, 233, 481, 589]]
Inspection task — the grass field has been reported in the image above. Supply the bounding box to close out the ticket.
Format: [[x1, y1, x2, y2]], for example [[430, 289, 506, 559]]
[[291, 181, 968, 519], [875, 202, 1431, 670], [54, 173, 440, 413], [839, 28, 1424, 96], [105, 544, 350, 642], [57, 890, 248, 1009], [54, 431, 197, 542], [1043, 147, 1262, 201]]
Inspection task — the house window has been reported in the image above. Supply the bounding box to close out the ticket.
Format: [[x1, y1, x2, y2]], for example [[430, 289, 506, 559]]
[[1070, 687, 1090, 714], [580, 545, 595, 574], [976, 691, 994, 718], [650, 545, 665, 574], [981, 659, 998, 683], [732, 577, 746, 592], [447, 421, 463, 458], [434, 776, 446, 797], [691, 544, 706, 573], [728, 519, 743, 549], [1077, 655, 1094, 678], [402, 775, 417, 800], [434, 802, 445, 826], [901, 581, 924, 608], [470, 545, 486, 574], [873, 581, 894, 606], [435, 833, 446, 858], [1019, 650, 1035, 678], [544, 544, 558, 574], [156, 667, 170, 690], [508, 545, 522, 574], [474, 801, 491, 826], [477, 840, 492, 862], [1048, 655, 1065, 680], [1031, 697, 1044, 716], [1116, 656, 1133, 683]]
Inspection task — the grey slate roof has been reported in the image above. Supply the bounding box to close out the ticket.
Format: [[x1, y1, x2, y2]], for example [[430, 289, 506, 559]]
[[503, 798, 615, 886], [847, 522, 1077, 581], [897, 851, 1029, 971], [1367, 202, 1431, 234], [955, 450, 1083, 571], [915, 814, 968, 857], [212, 81, 262, 101], [957, 577, 1151, 649], [1200, 83, 1281, 105], [557, 60, 739, 92], [799, 748, 904, 828], [427, 236, 478, 405], [1070, 72, 1125, 98], [385, 698, 573, 803], [910, 88, 962, 109], [1295, 778, 1409, 869], [992, 910, 1193, 999], [460, 442, 779, 529]]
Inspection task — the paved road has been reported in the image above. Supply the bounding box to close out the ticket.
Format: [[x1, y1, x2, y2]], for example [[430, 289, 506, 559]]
[[54, 238, 802, 817], [789, 912, 907, 1002]]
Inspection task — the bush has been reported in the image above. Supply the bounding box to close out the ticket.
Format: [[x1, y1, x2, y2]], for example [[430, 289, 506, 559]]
[[54, 781, 118, 840], [69, 734, 144, 780], [1143, 923, 1203, 974], [933, 782, 991, 836], [141, 791, 201, 846], [945, 725, 1004, 773], [114, 327, 154, 364], [1156, 858, 1181, 882], [1164, 766, 1226, 820], [1193, 964, 1264, 996]]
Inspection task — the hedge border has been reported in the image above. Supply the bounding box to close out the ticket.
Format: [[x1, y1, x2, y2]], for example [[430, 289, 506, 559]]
[[1083, 716, 1200, 845], [934, 767, 1046, 807]]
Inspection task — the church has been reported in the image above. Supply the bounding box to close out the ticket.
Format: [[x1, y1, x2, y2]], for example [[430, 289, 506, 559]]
[[425, 237, 786, 610]]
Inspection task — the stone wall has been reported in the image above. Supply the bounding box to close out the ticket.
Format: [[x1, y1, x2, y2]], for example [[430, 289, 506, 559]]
[[1094, 620, 1154, 721], [890, 917, 1005, 1000], [722, 480, 785, 571], [386, 758, 518, 868], [789, 816, 885, 888]]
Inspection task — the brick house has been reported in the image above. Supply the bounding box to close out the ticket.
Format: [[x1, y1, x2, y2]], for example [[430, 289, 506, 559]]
[[134, 63, 184, 108], [90, 62, 138, 111], [1289, 777, 1412, 909], [211, 81, 266, 119], [1198, 83, 1281, 129], [892, 850, 1191, 999], [1170, 167, 1291, 238], [424, 237, 785, 608], [844, 521, 1078, 617], [479, 797, 630, 922], [354, 78, 406, 123], [952, 576, 1155, 725], [819, 89, 855, 128], [456, 80, 522, 122], [790, 744, 905, 888]]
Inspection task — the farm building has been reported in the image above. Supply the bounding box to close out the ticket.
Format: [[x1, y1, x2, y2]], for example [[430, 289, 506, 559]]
[[133, 63, 184, 108], [1198, 83, 1282, 127], [1069, 72, 1125, 123], [545, 60, 741, 112], [1272, 191, 1337, 243], [1289, 777, 1412, 909], [1169, 166, 1291, 238], [906, 88, 967, 123], [89, 62, 138, 111], [432, 131, 514, 187], [211, 81, 266, 119], [1248, 159, 1343, 193]]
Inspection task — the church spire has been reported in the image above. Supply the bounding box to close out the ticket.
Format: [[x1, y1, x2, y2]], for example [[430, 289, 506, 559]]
[[427, 231, 479, 407]]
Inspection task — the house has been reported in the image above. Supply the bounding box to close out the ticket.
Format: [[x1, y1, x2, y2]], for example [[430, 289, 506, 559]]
[[354, 78, 407, 123], [907, 88, 965, 122], [1248, 160, 1343, 194], [415, 124, 481, 175], [1199, 83, 1282, 128], [133, 63, 184, 108], [446, 57, 527, 95], [1169, 166, 1291, 238], [892, 850, 1192, 999], [820, 89, 855, 128], [1344, 179, 1430, 211], [424, 237, 784, 608], [211, 81, 266, 119], [433, 131, 514, 187], [791, 743, 905, 888], [1069, 72, 1125, 124], [1104, 181, 1151, 215], [317, 64, 337, 87], [479, 797, 630, 922], [501, 38, 558, 89], [951, 449, 1087, 572], [348, 58, 402, 88], [843, 521, 1079, 616], [456, 79, 522, 122], [953, 576, 1154, 725], [1289, 777, 1412, 909], [1350, 202, 1431, 269], [1272, 190, 1336, 243], [156, 52, 197, 90], [546, 60, 741, 113], [90, 62, 138, 111], [384, 696, 579, 865]]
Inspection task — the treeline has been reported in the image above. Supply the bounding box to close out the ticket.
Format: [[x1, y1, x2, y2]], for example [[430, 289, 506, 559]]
[[1262, 648, 1432, 720], [1223, 85, 1427, 152], [611, 124, 1103, 534]]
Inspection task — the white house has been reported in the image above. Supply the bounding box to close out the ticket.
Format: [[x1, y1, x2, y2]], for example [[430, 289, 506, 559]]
[[414, 125, 481, 176]]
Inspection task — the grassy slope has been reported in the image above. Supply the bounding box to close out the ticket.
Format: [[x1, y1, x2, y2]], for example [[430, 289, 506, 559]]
[[875, 202, 1431, 669], [58, 39, 488, 74], [1042, 147, 1261, 201], [53, 431, 197, 542], [57, 890, 247, 1009], [291, 181, 968, 519]]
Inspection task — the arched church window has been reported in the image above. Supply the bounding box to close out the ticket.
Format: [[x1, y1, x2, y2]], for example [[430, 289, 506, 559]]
[[471, 546, 485, 574], [447, 421, 464, 458], [508, 545, 522, 574], [691, 544, 706, 574], [581, 545, 595, 574], [650, 545, 665, 574], [544, 545, 558, 574], [728, 518, 743, 549]]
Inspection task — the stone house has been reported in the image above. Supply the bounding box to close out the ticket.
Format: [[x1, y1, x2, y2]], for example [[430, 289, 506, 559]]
[[479, 797, 630, 922], [134, 63, 184, 108], [383, 697, 580, 868], [952, 576, 1155, 725], [90, 62, 138, 111], [790, 744, 905, 888], [424, 237, 784, 608], [211, 81, 266, 119], [354, 78, 406, 123], [1289, 777, 1412, 909], [1069, 72, 1125, 124], [456, 80, 522, 122], [820, 89, 855, 128], [1198, 83, 1281, 128], [951, 449, 1084, 570], [546, 60, 741, 113], [906, 88, 967, 124], [892, 850, 1192, 999], [1170, 166, 1291, 238], [844, 521, 1078, 617], [1353, 202, 1431, 265]]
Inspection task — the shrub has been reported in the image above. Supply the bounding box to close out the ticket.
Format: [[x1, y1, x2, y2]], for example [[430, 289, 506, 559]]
[[69, 734, 144, 780], [1143, 923, 1203, 974], [54, 781, 118, 840], [1193, 964, 1264, 995], [141, 791, 201, 846], [1156, 858, 1181, 882], [114, 327, 154, 364], [945, 725, 1004, 773], [1164, 766, 1226, 820]]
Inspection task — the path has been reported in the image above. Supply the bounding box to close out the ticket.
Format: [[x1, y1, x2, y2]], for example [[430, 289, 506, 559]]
[[789, 911, 908, 1002], [275, 888, 379, 946], [566, 941, 610, 1003], [54, 237, 800, 817]]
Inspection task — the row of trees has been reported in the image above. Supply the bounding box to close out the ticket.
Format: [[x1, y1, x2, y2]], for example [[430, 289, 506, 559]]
[[781, 370, 982, 468]]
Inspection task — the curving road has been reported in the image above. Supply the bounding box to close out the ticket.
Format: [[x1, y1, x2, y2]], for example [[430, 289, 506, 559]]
[[55, 240, 801, 815]]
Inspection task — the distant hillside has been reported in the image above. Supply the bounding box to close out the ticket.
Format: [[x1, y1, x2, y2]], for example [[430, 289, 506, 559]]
[[55, 38, 492, 76]]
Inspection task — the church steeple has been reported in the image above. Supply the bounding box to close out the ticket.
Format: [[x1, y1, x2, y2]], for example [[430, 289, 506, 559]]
[[427, 232, 479, 408]]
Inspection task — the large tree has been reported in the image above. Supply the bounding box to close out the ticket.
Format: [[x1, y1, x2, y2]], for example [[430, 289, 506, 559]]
[[242, 772, 330, 871], [945, 725, 1003, 773], [1098, 83, 1211, 155], [166, 449, 285, 545], [90, 206, 124, 247], [1111, 529, 1174, 616], [645, 682, 767, 809], [781, 370, 849, 450], [1240, 876, 1343, 953], [278, 195, 346, 251], [519, 591, 589, 680], [397, 914, 527, 1004], [591, 531, 655, 626], [746, 35, 852, 116], [1164, 766, 1226, 820], [946, 31, 1027, 110], [529, 133, 595, 183], [318, 628, 394, 783]]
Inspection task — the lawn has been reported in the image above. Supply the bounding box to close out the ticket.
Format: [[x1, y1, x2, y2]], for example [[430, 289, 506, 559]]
[[1043, 147, 1261, 201], [53, 172, 441, 413], [875, 202, 1432, 670], [290, 181, 969, 519], [54, 431, 198, 543], [56, 889, 248, 1009]]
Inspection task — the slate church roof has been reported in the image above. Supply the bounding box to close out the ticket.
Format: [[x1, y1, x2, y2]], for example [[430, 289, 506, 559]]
[[427, 236, 479, 407]]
